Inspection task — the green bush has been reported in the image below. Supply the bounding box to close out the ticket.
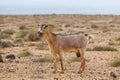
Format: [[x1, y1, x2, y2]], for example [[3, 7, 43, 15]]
[[17, 49, 31, 57], [109, 57, 120, 67]]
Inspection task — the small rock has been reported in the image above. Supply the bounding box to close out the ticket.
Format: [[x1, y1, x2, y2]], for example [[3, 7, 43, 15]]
[[0, 55, 3, 62], [5, 54, 16, 60], [110, 72, 117, 78]]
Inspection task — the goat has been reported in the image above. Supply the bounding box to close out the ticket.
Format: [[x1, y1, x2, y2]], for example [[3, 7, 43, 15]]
[[38, 24, 93, 73]]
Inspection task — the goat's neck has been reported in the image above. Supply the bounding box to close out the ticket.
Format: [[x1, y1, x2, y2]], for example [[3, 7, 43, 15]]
[[44, 29, 56, 48]]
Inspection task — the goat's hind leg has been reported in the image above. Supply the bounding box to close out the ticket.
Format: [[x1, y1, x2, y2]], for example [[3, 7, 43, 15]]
[[78, 48, 86, 73]]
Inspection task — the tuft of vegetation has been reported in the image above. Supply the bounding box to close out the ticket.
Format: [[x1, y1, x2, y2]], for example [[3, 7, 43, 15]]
[[1, 29, 15, 35], [91, 25, 99, 29], [92, 46, 118, 51], [108, 42, 116, 45], [86, 48, 93, 51], [19, 25, 27, 30], [17, 49, 31, 57], [116, 37, 120, 41], [0, 41, 14, 48], [67, 57, 80, 63], [36, 44, 45, 50], [38, 56, 54, 62], [13, 39, 24, 47], [0, 29, 15, 39], [15, 30, 28, 39], [25, 32, 40, 41], [109, 57, 120, 67]]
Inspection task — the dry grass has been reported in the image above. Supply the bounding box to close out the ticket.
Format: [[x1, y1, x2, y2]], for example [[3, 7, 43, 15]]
[[38, 56, 54, 62], [36, 44, 46, 50], [92, 46, 118, 51], [108, 42, 116, 45], [15, 30, 28, 39], [0, 29, 15, 39], [0, 41, 14, 48], [67, 57, 80, 63], [116, 37, 120, 41], [17, 49, 31, 57], [109, 57, 120, 67], [25, 32, 40, 41]]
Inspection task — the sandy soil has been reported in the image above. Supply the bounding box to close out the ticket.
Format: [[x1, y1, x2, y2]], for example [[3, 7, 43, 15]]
[[0, 15, 120, 80]]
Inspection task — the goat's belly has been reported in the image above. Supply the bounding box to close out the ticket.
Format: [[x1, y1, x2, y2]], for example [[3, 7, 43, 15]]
[[61, 46, 78, 52]]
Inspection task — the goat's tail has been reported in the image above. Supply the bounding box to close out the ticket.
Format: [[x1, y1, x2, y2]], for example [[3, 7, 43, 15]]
[[85, 34, 94, 40]]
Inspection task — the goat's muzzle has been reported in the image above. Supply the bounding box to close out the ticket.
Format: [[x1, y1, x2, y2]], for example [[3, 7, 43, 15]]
[[38, 31, 43, 37]]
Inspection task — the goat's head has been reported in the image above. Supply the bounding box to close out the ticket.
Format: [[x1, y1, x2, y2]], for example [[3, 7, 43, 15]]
[[38, 24, 48, 37]]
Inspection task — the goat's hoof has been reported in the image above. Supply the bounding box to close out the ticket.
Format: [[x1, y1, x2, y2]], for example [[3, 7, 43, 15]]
[[60, 71, 64, 74], [78, 70, 83, 74], [52, 71, 57, 74]]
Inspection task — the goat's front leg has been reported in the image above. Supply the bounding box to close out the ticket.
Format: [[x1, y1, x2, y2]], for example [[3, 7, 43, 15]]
[[58, 53, 65, 73], [52, 54, 57, 73]]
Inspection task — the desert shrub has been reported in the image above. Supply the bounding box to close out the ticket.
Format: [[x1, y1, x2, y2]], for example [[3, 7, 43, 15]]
[[36, 44, 44, 50], [91, 25, 99, 29], [0, 29, 15, 39], [67, 57, 80, 63], [0, 33, 10, 39], [0, 41, 14, 48], [116, 37, 120, 41], [19, 25, 27, 30], [1, 29, 15, 35], [108, 42, 116, 45], [25, 32, 40, 41], [109, 57, 120, 67], [86, 48, 93, 51], [39, 56, 53, 62], [13, 39, 24, 47], [17, 49, 31, 57], [38, 56, 59, 63], [92, 46, 118, 51], [15, 30, 28, 39], [28, 24, 35, 28]]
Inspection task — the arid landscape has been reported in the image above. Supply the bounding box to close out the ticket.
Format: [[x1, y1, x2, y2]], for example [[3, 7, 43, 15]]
[[0, 15, 120, 80]]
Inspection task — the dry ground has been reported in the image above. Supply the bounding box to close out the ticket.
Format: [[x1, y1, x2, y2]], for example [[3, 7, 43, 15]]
[[0, 15, 120, 80]]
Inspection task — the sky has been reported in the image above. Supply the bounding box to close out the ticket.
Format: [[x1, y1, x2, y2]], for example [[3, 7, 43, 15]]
[[0, 0, 120, 15]]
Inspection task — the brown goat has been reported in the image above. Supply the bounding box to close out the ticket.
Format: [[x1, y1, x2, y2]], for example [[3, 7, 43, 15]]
[[38, 24, 93, 73]]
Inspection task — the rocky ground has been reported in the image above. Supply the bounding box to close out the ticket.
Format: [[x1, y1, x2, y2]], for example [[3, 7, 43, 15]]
[[0, 15, 120, 80]]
